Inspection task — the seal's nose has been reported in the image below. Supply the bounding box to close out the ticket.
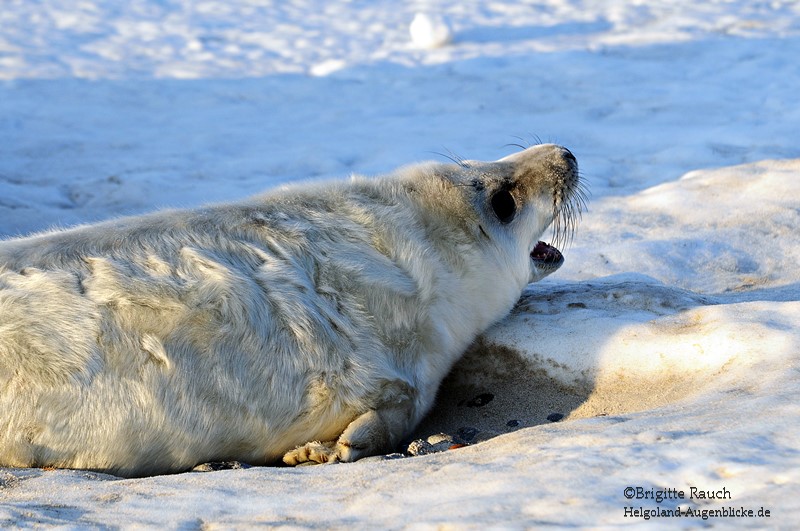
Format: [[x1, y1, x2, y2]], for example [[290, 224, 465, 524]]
[[562, 148, 576, 164]]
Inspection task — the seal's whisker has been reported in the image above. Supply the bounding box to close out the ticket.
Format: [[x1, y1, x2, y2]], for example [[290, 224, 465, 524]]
[[549, 176, 585, 250], [503, 142, 528, 150], [509, 135, 532, 149], [572, 184, 590, 215], [525, 133, 543, 147], [430, 148, 470, 168], [429, 151, 459, 166]]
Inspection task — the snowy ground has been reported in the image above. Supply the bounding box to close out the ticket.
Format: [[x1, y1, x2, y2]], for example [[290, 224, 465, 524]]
[[2, 0, 800, 528]]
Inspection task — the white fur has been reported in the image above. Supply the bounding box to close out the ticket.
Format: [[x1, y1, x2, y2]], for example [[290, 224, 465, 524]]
[[0, 144, 579, 477]]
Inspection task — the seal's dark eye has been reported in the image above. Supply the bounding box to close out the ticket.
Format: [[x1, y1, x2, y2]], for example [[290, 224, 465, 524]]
[[491, 190, 516, 223]]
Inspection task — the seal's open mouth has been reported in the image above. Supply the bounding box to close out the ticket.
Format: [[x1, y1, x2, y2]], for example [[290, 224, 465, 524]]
[[530, 241, 564, 267]]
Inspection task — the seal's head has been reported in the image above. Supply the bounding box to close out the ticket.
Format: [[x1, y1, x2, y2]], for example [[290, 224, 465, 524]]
[[494, 144, 583, 283], [415, 143, 584, 287]]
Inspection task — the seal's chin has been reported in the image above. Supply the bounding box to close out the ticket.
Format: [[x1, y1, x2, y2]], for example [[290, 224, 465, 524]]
[[529, 241, 564, 281]]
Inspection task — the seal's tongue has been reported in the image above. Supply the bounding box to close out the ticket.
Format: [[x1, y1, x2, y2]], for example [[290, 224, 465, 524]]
[[530, 241, 563, 264]]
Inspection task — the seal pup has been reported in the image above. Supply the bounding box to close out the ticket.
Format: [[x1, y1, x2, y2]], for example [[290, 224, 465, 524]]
[[0, 144, 583, 477]]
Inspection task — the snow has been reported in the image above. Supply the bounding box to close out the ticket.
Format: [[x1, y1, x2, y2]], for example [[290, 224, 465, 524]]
[[409, 13, 453, 49], [2, 0, 800, 527]]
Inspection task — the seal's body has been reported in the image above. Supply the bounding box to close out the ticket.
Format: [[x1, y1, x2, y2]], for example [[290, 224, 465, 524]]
[[0, 144, 581, 477]]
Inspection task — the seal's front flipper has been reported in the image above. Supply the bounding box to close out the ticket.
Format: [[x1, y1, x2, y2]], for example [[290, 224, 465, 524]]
[[281, 410, 393, 465], [283, 380, 417, 465], [333, 409, 394, 462]]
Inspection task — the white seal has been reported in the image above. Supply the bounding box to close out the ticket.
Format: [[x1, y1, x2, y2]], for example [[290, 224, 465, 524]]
[[0, 144, 583, 477]]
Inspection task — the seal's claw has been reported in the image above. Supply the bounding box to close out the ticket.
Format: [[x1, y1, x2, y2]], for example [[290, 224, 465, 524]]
[[282, 441, 338, 465]]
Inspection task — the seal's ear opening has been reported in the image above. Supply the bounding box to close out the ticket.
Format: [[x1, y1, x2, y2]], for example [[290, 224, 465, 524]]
[[490, 189, 516, 223]]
